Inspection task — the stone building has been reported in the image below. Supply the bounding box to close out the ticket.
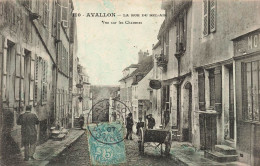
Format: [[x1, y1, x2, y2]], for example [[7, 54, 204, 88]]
[[191, 0, 260, 165], [0, 0, 77, 148], [156, 0, 260, 165], [152, 41, 163, 129], [119, 50, 154, 131], [157, 0, 193, 142]]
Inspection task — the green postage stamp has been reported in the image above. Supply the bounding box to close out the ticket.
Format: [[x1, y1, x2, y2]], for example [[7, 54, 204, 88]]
[[87, 121, 126, 165]]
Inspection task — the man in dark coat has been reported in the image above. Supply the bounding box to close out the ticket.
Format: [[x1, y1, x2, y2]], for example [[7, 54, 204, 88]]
[[125, 113, 133, 140], [147, 114, 155, 129], [17, 105, 39, 161]]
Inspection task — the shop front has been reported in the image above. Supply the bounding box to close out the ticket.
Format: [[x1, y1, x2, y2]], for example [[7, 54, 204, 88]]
[[233, 29, 260, 166]]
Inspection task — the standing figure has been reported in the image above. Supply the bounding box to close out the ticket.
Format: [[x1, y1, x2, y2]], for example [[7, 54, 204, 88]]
[[125, 113, 133, 140], [79, 114, 85, 130], [17, 106, 39, 161], [147, 114, 155, 129], [136, 118, 144, 135]]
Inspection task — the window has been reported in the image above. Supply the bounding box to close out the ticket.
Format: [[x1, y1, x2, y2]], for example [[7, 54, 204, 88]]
[[203, 0, 216, 36], [61, 0, 69, 28], [43, 0, 50, 28], [176, 10, 187, 52], [242, 61, 260, 122]]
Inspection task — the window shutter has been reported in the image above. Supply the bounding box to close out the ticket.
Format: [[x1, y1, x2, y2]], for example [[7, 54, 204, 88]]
[[2, 37, 7, 102], [176, 20, 180, 51], [20, 48, 25, 102], [183, 10, 187, 50], [246, 63, 252, 120], [203, 0, 209, 36], [15, 45, 21, 101], [198, 70, 206, 111], [34, 55, 39, 105], [30, 54, 35, 101], [209, 0, 216, 33], [214, 67, 222, 113]]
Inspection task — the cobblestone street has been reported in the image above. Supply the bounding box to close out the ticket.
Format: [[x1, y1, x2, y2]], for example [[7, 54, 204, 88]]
[[48, 132, 179, 166]]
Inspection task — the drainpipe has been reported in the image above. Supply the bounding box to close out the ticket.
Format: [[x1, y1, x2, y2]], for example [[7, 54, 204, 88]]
[[175, 47, 183, 133]]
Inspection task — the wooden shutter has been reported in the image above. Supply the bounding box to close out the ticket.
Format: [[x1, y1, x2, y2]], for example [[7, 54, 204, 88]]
[[30, 54, 35, 101], [246, 62, 252, 120], [15, 45, 21, 101], [34, 55, 39, 105], [176, 19, 180, 51], [2, 37, 7, 102], [203, 0, 209, 36], [198, 70, 206, 111], [20, 48, 25, 102], [252, 61, 259, 121], [183, 10, 187, 50], [214, 67, 222, 113], [209, 0, 216, 33]]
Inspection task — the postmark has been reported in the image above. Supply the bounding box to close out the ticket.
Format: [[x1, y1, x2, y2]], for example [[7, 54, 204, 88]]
[[86, 98, 131, 144]]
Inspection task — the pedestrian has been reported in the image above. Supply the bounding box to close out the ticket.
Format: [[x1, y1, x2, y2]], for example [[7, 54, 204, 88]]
[[17, 105, 39, 161], [147, 114, 155, 129], [136, 118, 143, 135], [125, 113, 133, 140], [79, 114, 85, 130]]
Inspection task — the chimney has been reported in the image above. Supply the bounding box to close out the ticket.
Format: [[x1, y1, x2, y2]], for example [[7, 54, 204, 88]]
[[144, 50, 149, 56], [138, 50, 144, 63]]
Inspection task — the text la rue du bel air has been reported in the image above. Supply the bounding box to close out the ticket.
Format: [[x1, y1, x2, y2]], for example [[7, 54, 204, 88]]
[[72, 12, 165, 24]]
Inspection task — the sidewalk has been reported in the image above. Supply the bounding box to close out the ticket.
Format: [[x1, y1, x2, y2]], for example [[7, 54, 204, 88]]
[[169, 142, 250, 166], [22, 129, 85, 166]]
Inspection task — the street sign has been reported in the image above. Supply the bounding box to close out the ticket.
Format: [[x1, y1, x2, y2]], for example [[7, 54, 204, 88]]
[[76, 83, 83, 88], [149, 80, 162, 90]]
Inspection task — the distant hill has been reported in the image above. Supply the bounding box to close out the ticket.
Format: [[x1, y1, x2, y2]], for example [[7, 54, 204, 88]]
[[90, 85, 119, 105]]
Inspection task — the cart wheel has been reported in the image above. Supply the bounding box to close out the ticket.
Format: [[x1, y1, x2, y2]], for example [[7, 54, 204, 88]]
[[138, 128, 144, 154]]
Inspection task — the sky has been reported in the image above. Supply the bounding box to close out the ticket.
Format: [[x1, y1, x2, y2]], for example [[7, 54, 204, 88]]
[[74, 0, 165, 85]]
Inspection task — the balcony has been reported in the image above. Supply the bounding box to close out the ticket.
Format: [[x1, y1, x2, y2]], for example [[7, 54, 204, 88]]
[[175, 42, 185, 59], [156, 54, 168, 68]]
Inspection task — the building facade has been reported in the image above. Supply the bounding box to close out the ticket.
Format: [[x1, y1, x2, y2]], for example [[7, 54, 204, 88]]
[[0, 0, 77, 148], [156, 0, 260, 165]]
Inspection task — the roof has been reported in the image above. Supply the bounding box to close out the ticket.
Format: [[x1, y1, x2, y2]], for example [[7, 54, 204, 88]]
[[122, 64, 140, 71], [153, 40, 161, 50], [131, 56, 154, 85], [119, 56, 153, 83]]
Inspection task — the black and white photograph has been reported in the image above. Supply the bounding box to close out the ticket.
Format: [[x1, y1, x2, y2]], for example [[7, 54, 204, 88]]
[[0, 0, 260, 165]]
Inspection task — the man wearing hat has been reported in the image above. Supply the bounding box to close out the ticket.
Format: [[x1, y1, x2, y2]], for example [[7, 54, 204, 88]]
[[17, 105, 39, 161], [146, 114, 155, 129], [125, 113, 133, 140]]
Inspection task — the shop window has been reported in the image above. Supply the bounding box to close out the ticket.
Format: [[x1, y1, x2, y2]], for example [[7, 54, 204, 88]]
[[203, 0, 216, 36], [242, 61, 260, 121]]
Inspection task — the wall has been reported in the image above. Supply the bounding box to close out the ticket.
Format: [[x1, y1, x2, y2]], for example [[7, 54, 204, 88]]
[[192, 0, 260, 68]]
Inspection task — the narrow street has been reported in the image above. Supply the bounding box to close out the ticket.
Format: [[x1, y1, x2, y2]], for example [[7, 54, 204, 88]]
[[48, 132, 179, 166]]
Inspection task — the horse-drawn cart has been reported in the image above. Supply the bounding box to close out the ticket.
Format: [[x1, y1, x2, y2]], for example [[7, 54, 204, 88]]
[[138, 127, 172, 155]]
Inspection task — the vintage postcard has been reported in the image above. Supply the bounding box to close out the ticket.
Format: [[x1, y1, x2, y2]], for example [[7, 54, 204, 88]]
[[0, 0, 260, 165]]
